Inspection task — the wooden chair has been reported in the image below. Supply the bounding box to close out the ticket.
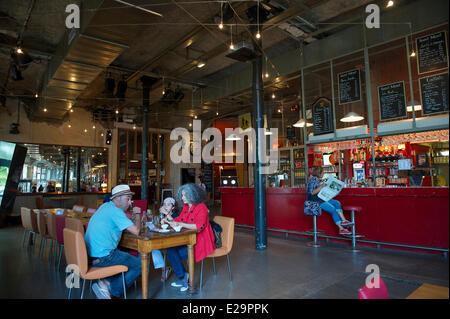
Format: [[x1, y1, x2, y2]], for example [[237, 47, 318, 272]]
[[63, 228, 128, 299], [200, 216, 235, 289], [65, 217, 85, 236], [86, 207, 97, 214], [46, 212, 59, 264], [72, 205, 85, 212], [20, 207, 34, 248], [34, 209, 52, 259], [358, 276, 390, 299]]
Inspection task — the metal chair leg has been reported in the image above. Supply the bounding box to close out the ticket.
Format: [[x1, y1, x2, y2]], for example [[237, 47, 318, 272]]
[[226, 254, 232, 282], [58, 244, 64, 269], [80, 278, 86, 299], [200, 260, 203, 289], [212, 257, 216, 275], [22, 229, 28, 248], [122, 272, 127, 299]]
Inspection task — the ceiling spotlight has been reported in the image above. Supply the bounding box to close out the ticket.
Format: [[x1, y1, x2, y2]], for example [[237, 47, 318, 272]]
[[34, 93, 38, 98], [410, 51, 416, 57], [16, 48, 23, 54], [256, 32, 261, 39], [264, 72, 269, 78], [271, 93, 275, 99], [386, 0, 394, 7], [43, 108, 47, 112], [219, 22, 224, 29], [115, 109, 119, 114], [92, 125, 96, 129], [293, 119, 313, 127], [197, 60, 206, 68], [84, 129, 88, 133], [229, 43, 234, 50], [216, 112, 219, 116]]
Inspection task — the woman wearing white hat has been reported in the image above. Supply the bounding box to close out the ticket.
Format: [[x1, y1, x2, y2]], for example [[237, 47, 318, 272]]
[[84, 184, 142, 299]]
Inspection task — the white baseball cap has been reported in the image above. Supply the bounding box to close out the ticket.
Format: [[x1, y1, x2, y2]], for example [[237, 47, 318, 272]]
[[111, 184, 135, 200]]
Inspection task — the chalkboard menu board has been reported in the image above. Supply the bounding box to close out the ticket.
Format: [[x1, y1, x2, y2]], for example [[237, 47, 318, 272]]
[[312, 97, 334, 135], [417, 31, 448, 74], [201, 162, 214, 193], [378, 81, 407, 121], [420, 72, 449, 115], [338, 69, 361, 104]]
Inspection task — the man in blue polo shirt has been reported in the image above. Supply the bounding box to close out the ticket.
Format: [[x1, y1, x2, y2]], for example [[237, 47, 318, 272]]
[[85, 184, 141, 299]]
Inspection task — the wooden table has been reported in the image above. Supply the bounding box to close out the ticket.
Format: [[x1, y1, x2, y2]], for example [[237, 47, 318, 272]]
[[48, 196, 73, 208], [119, 228, 197, 299], [407, 283, 449, 299], [44, 208, 91, 224]]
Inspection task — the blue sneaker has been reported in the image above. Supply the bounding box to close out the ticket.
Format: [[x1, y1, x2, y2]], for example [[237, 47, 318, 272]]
[[171, 273, 189, 288], [180, 273, 189, 292]]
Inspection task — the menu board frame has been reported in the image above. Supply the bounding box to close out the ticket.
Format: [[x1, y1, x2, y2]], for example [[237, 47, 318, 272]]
[[312, 97, 334, 136], [418, 72, 449, 116], [337, 69, 362, 105], [416, 31, 449, 75], [377, 81, 407, 122]]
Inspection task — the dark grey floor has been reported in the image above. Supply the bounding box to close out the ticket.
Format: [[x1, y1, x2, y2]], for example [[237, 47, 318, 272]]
[[0, 225, 448, 299]]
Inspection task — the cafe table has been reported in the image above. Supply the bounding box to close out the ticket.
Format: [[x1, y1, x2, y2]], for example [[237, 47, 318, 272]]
[[119, 228, 197, 299]]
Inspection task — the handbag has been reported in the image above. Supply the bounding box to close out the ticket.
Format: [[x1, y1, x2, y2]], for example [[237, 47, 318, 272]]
[[303, 200, 321, 216]]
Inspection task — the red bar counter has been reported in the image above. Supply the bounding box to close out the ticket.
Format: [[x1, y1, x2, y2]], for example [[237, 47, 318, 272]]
[[220, 187, 449, 252]]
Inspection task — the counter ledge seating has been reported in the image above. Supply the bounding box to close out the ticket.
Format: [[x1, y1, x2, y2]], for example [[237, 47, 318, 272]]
[[200, 216, 235, 290], [342, 205, 364, 252], [63, 228, 128, 299]]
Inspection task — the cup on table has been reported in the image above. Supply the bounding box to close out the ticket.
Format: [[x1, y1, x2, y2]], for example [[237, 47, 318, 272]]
[[161, 223, 169, 230], [173, 225, 182, 232]]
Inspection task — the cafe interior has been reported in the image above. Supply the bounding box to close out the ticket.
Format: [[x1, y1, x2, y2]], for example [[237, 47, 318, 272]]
[[0, 0, 448, 300]]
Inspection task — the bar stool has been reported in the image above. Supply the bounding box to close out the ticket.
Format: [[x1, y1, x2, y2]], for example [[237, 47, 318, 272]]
[[305, 215, 324, 247], [342, 206, 364, 252]]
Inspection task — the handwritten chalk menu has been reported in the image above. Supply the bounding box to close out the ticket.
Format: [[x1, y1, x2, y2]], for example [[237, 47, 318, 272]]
[[417, 31, 448, 74], [201, 162, 214, 193], [338, 69, 361, 104], [378, 81, 407, 121], [312, 98, 334, 135], [420, 73, 449, 115]]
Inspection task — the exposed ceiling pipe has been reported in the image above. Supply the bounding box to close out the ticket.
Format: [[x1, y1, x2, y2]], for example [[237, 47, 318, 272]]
[[112, 0, 163, 17]]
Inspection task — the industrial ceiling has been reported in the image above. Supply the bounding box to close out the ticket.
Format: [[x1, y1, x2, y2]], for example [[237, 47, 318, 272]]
[[0, 0, 417, 131]]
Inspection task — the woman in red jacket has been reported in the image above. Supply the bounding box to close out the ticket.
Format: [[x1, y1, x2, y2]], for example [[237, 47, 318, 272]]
[[166, 183, 216, 292]]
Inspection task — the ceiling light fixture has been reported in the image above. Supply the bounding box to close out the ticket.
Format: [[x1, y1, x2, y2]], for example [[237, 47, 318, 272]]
[[386, 0, 394, 8], [197, 60, 206, 68], [340, 111, 364, 122], [293, 119, 313, 127], [43, 108, 47, 112], [272, 93, 275, 99]]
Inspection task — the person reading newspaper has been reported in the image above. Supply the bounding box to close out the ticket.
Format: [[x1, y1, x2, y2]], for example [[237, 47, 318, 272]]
[[306, 167, 353, 235]]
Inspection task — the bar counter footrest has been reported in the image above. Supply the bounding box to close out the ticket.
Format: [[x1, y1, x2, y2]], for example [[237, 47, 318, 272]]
[[342, 233, 365, 239]]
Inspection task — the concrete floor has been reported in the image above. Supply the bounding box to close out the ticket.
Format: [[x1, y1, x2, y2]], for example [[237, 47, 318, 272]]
[[0, 223, 448, 299]]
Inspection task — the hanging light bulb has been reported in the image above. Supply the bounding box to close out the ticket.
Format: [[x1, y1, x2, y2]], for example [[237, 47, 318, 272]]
[[271, 93, 275, 99], [256, 32, 261, 39], [219, 22, 223, 29], [229, 43, 234, 50], [410, 50, 416, 57], [386, 0, 394, 8], [265, 72, 269, 78]]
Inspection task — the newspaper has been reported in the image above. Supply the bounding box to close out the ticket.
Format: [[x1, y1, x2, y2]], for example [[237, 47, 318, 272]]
[[317, 177, 345, 202]]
